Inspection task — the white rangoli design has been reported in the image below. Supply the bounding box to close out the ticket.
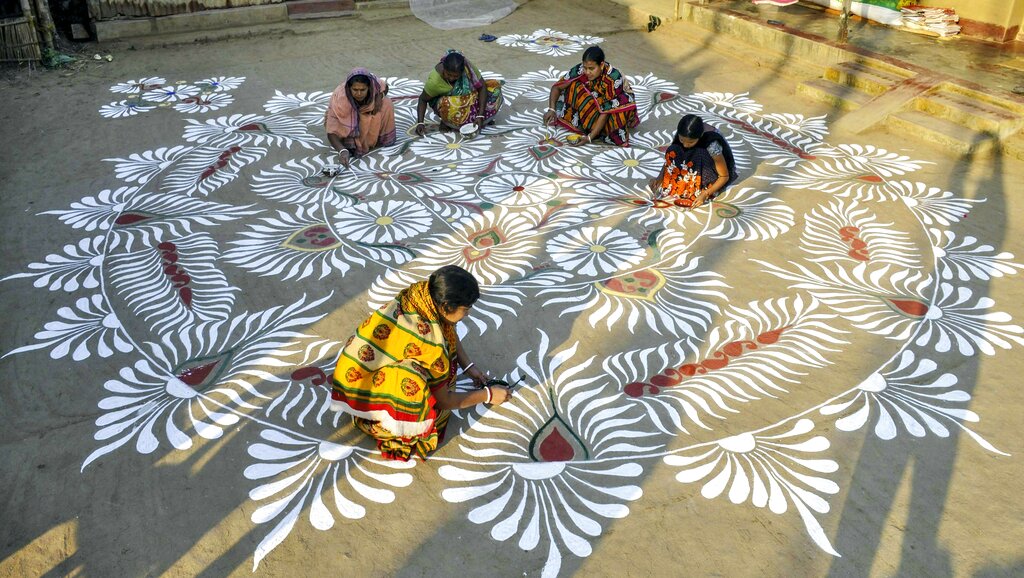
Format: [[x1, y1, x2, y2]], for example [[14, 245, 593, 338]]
[[3, 63, 1020, 578], [101, 76, 246, 118], [495, 29, 605, 57]]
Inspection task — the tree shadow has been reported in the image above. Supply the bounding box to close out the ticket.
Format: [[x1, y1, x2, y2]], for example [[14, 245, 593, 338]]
[[827, 135, 1007, 577]]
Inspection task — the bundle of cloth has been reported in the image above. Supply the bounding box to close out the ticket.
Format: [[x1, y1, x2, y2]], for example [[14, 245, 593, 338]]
[[901, 5, 961, 37]]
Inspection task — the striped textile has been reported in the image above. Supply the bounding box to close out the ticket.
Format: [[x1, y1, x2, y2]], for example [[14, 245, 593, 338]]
[[553, 62, 639, 146]]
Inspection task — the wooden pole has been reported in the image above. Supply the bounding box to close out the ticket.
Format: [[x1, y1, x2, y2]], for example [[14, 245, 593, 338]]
[[31, 0, 55, 50], [16, 0, 42, 59], [838, 0, 853, 43]]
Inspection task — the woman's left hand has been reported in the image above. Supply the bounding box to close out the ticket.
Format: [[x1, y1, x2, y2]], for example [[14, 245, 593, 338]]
[[466, 365, 488, 387], [474, 116, 485, 132]]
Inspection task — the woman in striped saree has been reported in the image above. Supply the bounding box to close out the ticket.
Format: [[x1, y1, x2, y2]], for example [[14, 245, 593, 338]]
[[543, 46, 640, 147], [330, 266, 513, 461]]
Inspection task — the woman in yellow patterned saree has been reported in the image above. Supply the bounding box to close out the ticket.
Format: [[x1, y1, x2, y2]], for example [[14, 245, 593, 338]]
[[413, 49, 503, 136], [331, 266, 513, 461]]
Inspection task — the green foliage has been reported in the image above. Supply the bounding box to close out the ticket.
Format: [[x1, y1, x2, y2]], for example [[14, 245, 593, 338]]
[[41, 48, 75, 68], [859, 0, 913, 10]]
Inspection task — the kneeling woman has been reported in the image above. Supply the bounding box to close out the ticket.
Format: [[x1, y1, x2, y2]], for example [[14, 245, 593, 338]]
[[331, 265, 512, 461], [415, 50, 503, 135], [650, 114, 738, 209], [543, 46, 639, 147], [325, 68, 397, 166]]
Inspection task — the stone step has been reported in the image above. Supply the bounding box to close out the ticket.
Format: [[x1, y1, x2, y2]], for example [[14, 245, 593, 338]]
[[825, 61, 908, 96], [887, 110, 1002, 156], [287, 0, 355, 18], [797, 78, 873, 112], [1003, 131, 1024, 161], [912, 88, 1024, 137]]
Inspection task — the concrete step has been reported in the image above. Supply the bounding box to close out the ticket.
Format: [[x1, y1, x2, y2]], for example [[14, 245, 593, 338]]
[[1003, 131, 1024, 161], [797, 78, 873, 111], [887, 110, 1002, 156], [825, 61, 908, 96], [287, 0, 355, 18], [912, 88, 1024, 137]]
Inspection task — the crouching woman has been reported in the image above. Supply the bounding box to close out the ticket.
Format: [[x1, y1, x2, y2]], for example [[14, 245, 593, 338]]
[[330, 265, 512, 461]]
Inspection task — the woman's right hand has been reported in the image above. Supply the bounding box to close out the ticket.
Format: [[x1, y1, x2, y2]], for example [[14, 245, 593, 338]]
[[542, 110, 555, 125], [414, 122, 427, 137], [488, 386, 513, 405]]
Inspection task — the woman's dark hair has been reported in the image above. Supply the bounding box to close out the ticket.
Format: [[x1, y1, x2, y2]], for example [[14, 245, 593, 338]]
[[676, 114, 705, 140], [442, 52, 466, 74], [346, 74, 371, 88], [581, 46, 605, 65], [429, 265, 479, 313]]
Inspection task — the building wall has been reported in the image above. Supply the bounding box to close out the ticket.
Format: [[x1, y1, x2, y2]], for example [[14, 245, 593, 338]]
[[88, 0, 283, 20], [1013, 1, 1024, 41], [916, 0, 1024, 41]]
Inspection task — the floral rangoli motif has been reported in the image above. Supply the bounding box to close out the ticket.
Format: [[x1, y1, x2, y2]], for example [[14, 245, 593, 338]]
[[495, 29, 605, 57], [4, 66, 1020, 577]]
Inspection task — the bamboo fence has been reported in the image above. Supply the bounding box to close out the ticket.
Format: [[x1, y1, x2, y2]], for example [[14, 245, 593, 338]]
[[0, 17, 41, 62], [1, 0, 45, 63]]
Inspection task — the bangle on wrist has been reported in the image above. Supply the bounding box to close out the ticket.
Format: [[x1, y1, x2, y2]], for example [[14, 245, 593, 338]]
[[484, 386, 493, 404], [415, 122, 424, 126], [463, 361, 475, 372], [546, 107, 555, 112]]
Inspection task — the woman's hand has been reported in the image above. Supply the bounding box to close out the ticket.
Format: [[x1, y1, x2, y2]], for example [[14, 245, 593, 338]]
[[338, 149, 351, 168], [466, 365, 487, 387], [542, 109, 556, 125], [414, 122, 427, 137], [487, 386, 513, 405], [474, 115, 485, 132], [569, 134, 591, 148], [649, 177, 661, 195]]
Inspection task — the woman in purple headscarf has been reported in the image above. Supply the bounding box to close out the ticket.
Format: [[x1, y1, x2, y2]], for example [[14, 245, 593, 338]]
[[325, 68, 397, 166]]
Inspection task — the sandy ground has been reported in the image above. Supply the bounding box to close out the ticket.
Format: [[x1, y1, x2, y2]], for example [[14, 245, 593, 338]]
[[1, 1, 1023, 576]]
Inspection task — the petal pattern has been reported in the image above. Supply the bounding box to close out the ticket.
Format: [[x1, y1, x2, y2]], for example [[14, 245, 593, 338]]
[[4, 67, 1017, 578]]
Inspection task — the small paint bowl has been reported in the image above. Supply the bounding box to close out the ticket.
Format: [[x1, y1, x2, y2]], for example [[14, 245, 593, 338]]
[[460, 124, 478, 136], [565, 134, 582, 144]]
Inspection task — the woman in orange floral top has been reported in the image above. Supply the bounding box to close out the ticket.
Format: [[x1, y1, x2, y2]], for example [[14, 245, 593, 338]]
[[649, 114, 737, 209]]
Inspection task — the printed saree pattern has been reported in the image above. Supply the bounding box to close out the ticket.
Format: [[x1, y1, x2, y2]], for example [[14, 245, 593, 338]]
[[553, 62, 639, 146], [331, 281, 458, 460]]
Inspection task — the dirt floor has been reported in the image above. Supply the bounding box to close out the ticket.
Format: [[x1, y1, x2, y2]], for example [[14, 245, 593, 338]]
[[1, 1, 1023, 576]]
